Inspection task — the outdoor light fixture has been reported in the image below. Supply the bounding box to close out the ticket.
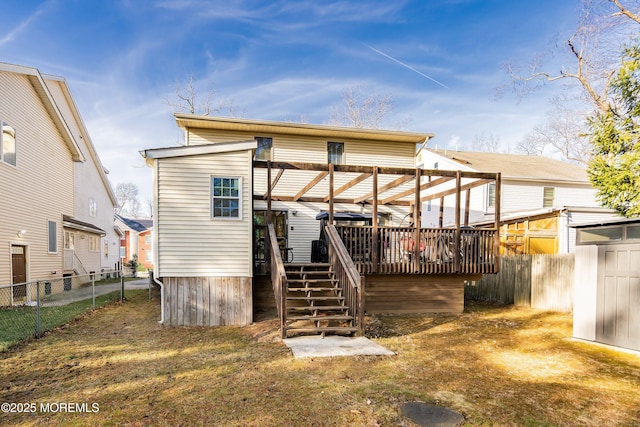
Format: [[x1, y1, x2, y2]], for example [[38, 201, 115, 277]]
[[17, 229, 27, 238]]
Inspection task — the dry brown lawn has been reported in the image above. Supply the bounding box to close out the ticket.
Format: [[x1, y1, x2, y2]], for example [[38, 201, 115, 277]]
[[1, 290, 639, 426]]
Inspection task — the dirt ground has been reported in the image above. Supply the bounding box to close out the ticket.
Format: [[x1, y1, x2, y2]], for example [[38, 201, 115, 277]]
[[1, 290, 639, 426]]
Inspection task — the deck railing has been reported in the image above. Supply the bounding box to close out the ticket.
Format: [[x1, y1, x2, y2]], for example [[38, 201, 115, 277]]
[[267, 223, 288, 338], [335, 226, 498, 275], [325, 225, 364, 335]]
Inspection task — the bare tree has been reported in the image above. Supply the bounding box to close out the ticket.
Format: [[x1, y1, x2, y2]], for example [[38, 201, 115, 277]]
[[516, 133, 547, 156], [145, 197, 154, 219], [518, 98, 592, 164], [470, 132, 502, 152], [505, 0, 640, 115], [115, 182, 140, 217], [166, 74, 242, 116], [328, 85, 393, 129]]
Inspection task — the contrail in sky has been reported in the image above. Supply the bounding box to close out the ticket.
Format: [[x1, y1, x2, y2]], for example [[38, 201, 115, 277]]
[[363, 43, 449, 89]]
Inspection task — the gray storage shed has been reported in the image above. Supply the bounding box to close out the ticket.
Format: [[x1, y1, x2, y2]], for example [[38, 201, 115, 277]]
[[573, 218, 640, 351]]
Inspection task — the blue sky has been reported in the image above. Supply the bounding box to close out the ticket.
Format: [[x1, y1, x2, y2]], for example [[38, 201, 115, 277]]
[[1, 0, 581, 209]]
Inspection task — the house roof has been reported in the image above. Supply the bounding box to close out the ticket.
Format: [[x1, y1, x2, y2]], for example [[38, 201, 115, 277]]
[[174, 114, 434, 144], [0, 62, 85, 162], [427, 149, 589, 183], [63, 215, 105, 236], [140, 140, 257, 163], [43, 74, 118, 206], [115, 215, 153, 232]]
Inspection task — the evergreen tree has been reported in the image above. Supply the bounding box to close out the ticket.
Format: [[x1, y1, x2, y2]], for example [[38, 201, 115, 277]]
[[588, 46, 640, 217]]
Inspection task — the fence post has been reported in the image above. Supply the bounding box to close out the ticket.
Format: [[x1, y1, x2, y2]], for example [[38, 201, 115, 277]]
[[92, 273, 96, 310], [120, 274, 125, 302], [36, 281, 41, 338]]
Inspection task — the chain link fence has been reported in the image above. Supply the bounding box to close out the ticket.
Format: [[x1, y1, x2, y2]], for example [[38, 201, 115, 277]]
[[0, 271, 148, 352]]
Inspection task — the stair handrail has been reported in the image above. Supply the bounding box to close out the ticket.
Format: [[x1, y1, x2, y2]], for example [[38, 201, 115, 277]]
[[267, 223, 288, 338], [325, 224, 364, 335]]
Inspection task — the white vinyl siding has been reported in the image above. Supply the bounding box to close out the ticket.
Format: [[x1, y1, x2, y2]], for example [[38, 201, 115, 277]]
[[156, 150, 252, 277], [45, 78, 121, 270], [0, 71, 75, 284]]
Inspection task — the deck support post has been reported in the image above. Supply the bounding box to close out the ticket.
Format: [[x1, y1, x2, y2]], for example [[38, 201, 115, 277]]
[[266, 161, 272, 270], [464, 188, 471, 226], [439, 197, 445, 228], [372, 167, 379, 273], [329, 163, 334, 224], [494, 172, 501, 272], [454, 170, 461, 272], [413, 168, 421, 273]]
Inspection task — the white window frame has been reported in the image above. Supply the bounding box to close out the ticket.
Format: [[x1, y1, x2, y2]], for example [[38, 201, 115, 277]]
[[89, 198, 97, 218], [1, 121, 16, 166], [543, 187, 555, 208], [89, 235, 100, 252], [48, 221, 57, 253], [64, 231, 75, 250], [486, 182, 496, 210], [327, 142, 344, 165], [254, 137, 273, 161], [211, 176, 242, 220]]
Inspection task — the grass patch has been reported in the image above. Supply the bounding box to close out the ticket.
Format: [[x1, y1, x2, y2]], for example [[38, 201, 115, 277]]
[[0, 291, 121, 352], [1, 293, 639, 426]]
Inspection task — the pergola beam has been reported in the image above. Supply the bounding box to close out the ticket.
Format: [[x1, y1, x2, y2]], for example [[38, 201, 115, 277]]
[[324, 173, 371, 202], [292, 171, 328, 201]]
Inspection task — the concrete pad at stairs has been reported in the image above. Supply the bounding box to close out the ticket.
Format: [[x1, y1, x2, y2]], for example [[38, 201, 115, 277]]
[[283, 336, 394, 358]]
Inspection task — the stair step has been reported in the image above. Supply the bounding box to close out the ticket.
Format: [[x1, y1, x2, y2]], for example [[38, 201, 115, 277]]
[[287, 279, 336, 284], [288, 287, 338, 292], [286, 270, 333, 275], [286, 327, 359, 334], [287, 305, 348, 311], [287, 296, 343, 301], [288, 315, 354, 321]]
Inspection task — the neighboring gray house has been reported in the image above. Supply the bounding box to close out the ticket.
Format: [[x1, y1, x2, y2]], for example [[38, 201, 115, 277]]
[[417, 149, 621, 254]]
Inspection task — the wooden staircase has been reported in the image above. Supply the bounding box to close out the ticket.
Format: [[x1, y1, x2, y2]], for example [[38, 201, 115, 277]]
[[284, 263, 359, 338]]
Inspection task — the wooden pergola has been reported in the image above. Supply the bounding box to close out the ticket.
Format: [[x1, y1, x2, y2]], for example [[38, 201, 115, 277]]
[[254, 160, 501, 274]]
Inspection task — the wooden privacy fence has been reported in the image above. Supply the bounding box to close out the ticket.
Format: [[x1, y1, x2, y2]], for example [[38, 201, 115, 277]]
[[465, 254, 574, 312]]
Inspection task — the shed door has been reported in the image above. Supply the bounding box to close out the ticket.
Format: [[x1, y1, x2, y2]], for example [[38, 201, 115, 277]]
[[596, 244, 640, 351]]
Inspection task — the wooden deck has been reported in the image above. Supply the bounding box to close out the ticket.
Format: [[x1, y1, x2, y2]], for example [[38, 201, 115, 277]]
[[335, 225, 498, 275]]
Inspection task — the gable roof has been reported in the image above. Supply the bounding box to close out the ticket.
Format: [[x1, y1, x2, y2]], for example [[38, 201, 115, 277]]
[[174, 114, 434, 144], [0, 62, 85, 162], [427, 149, 589, 183], [43, 74, 117, 206], [115, 215, 153, 232]]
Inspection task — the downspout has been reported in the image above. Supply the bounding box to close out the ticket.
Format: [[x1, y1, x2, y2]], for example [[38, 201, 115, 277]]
[[153, 275, 165, 324]]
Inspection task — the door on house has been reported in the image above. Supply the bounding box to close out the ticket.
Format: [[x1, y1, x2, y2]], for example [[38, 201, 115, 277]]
[[11, 245, 27, 299], [253, 210, 288, 274], [596, 244, 640, 351]]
